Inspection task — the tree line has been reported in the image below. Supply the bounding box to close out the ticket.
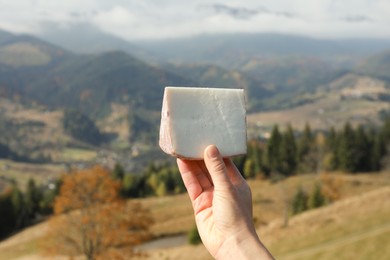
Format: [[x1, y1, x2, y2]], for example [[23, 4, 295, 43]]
[[235, 120, 389, 179], [0, 178, 60, 239], [112, 162, 186, 198], [0, 161, 183, 240]]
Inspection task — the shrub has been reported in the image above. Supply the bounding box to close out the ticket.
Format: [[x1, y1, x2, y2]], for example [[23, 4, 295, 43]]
[[188, 225, 202, 245]]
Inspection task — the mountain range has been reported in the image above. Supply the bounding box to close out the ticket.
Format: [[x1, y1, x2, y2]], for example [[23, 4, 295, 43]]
[[38, 24, 390, 101], [1, 27, 390, 161]]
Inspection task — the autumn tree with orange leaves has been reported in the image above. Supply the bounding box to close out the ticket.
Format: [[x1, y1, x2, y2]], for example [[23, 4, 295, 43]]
[[44, 166, 153, 260]]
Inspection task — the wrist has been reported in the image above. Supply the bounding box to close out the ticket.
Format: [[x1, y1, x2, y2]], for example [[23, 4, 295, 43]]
[[215, 229, 274, 260]]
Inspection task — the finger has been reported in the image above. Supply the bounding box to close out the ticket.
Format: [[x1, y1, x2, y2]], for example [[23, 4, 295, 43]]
[[204, 145, 232, 191], [177, 159, 212, 201], [224, 158, 246, 185], [196, 161, 213, 186]]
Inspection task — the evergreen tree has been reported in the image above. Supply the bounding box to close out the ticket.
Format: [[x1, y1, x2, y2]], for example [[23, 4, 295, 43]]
[[0, 189, 15, 238], [326, 126, 339, 170], [354, 126, 371, 172], [338, 123, 357, 172], [371, 132, 386, 171], [381, 116, 390, 142], [308, 183, 326, 209], [291, 186, 308, 215], [280, 125, 297, 176], [265, 125, 282, 174], [298, 123, 313, 162], [251, 143, 262, 176], [11, 185, 26, 229], [25, 179, 42, 221]]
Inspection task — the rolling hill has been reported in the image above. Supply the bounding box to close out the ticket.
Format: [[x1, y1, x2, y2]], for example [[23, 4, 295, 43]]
[[0, 29, 69, 67], [161, 63, 272, 110], [0, 29, 195, 149], [37, 28, 390, 98], [0, 29, 194, 115], [0, 172, 389, 260], [247, 73, 390, 132]]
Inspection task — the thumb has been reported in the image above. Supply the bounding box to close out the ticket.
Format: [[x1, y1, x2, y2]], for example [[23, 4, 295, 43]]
[[204, 145, 232, 191]]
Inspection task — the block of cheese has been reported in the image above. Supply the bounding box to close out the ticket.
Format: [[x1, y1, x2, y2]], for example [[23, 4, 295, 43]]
[[159, 86, 247, 159]]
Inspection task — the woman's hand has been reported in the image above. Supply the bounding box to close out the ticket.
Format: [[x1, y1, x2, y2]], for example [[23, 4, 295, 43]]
[[177, 145, 274, 259]]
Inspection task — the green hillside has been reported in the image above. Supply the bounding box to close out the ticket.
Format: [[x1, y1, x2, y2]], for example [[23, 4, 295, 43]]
[[0, 30, 193, 116], [0, 30, 69, 67], [0, 31, 195, 148], [162, 63, 272, 110], [241, 56, 346, 93], [21, 51, 193, 116]]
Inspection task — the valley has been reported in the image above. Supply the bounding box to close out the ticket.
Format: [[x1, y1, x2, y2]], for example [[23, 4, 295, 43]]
[[1, 27, 390, 259]]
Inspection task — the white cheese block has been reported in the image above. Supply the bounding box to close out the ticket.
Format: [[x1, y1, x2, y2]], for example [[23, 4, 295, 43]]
[[159, 86, 247, 159]]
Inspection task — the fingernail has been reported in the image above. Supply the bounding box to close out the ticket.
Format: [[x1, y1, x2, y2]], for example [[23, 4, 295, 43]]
[[207, 145, 220, 158]]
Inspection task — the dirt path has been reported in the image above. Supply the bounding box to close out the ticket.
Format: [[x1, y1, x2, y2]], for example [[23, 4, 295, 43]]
[[135, 234, 188, 251], [280, 221, 390, 259]]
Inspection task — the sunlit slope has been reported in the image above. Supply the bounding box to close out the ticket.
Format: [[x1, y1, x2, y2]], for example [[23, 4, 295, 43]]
[[248, 73, 390, 131], [1, 173, 389, 260], [261, 186, 390, 260]]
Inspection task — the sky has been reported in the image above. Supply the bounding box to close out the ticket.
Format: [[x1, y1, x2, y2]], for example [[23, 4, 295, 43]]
[[1, 0, 390, 40]]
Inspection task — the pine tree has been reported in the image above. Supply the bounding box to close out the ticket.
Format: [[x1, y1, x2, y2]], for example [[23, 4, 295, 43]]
[[265, 125, 282, 174], [298, 123, 313, 161], [291, 186, 308, 215], [11, 185, 26, 229], [308, 183, 326, 209], [252, 143, 263, 176], [297, 123, 318, 173], [338, 123, 357, 172], [371, 132, 386, 171], [25, 178, 42, 222], [0, 189, 15, 238], [354, 126, 371, 172], [326, 126, 339, 170], [381, 116, 390, 142], [280, 125, 297, 176]]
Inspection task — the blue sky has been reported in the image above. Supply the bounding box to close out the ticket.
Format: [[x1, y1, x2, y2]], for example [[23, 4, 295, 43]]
[[0, 0, 389, 40]]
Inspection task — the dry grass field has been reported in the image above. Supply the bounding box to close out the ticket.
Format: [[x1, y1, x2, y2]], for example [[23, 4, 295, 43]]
[[0, 159, 65, 190], [247, 74, 390, 132], [0, 171, 389, 260]]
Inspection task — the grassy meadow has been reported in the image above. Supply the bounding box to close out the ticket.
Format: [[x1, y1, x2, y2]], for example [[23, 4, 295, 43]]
[[0, 171, 389, 260]]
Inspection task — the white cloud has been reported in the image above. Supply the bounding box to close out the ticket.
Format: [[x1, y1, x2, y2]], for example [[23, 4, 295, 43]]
[[0, 0, 389, 39]]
